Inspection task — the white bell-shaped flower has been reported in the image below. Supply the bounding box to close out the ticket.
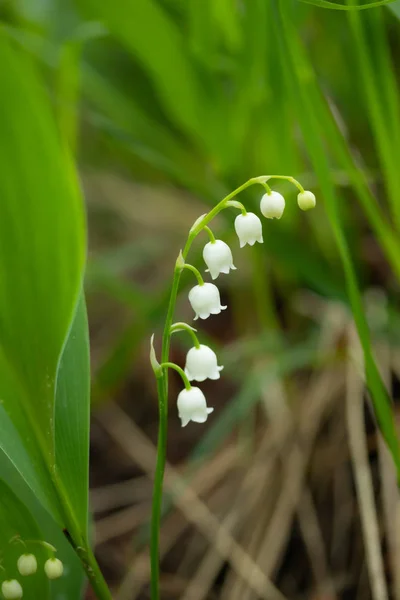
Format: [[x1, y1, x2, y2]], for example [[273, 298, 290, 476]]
[[203, 240, 236, 280], [44, 558, 64, 580], [260, 191, 285, 219], [297, 190, 316, 211], [1, 580, 23, 599], [185, 344, 224, 382], [177, 386, 214, 427], [188, 282, 227, 320], [234, 212, 263, 248], [17, 554, 37, 576]]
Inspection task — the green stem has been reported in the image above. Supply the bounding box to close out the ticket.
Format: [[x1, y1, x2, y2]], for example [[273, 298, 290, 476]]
[[170, 322, 200, 348], [150, 376, 168, 600], [261, 182, 272, 195], [150, 175, 288, 600], [182, 264, 204, 286], [55, 476, 113, 600], [225, 200, 247, 214], [203, 226, 216, 243], [81, 546, 113, 600], [264, 175, 305, 194], [160, 362, 191, 390]]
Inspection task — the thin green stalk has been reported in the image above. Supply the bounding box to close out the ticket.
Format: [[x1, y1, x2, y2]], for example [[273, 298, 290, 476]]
[[52, 472, 113, 600], [149, 174, 304, 599], [346, 1, 400, 230], [225, 200, 247, 214], [292, 21, 400, 281], [182, 263, 204, 286], [150, 375, 168, 600], [160, 362, 191, 389], [264, 175, 305, 193], [276, 0, 400, 481], [170, 322, 200, 348], [203, 226, 216, 243]]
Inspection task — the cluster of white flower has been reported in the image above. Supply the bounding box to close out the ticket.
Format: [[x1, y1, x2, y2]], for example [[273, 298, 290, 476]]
[[152, 180, 316, 428], [1, 549, 63, 598]]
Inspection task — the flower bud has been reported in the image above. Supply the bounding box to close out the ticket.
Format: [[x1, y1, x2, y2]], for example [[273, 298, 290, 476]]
[[17, 554, 37, 576], [44, 558, 64, 580], [188, 282, 227, 320], [185, 344, 224, 382], [297, 190, 316, 211], [177, 387, 214, 427], [1, 580, 23, 599], [260, 191, 285, 219], [234, 213, 263, 248], [203, 240, 236, 280]]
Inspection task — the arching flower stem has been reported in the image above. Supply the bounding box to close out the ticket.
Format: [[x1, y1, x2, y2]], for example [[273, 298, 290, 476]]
[[181, 263, 204, 286], [264, 175, 305, 194], [203, 225, 216, 243], [261, 181, 272, 195], [170, 322, 200, 349], [150, 174, 301, 600], [225, 200, 247, 214], [160, 362, 191, 391]]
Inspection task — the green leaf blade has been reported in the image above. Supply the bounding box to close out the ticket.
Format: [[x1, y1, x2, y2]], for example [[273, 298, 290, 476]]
[[55, 294, 90, 536], [0, 35, 86, 454]]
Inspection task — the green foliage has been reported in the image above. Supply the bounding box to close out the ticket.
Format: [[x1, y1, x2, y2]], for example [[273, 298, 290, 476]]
[[0, 481, 50, 599], [55, 294, 90, 539], [277, 0, 400, 479], [0, 28, 109, 600], [0, 31, 86, 519], [2, 0, 400, 598]]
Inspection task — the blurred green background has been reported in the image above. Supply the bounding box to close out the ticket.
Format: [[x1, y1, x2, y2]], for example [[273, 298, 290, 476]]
[[4, 0, 400, 598]]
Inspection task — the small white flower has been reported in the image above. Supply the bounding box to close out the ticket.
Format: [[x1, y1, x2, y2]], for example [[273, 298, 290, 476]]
[[1, 580, 23, 599], [44, 558, 64, 580], [234, 212, 263, 248], [260, 191, 285, 219], [17, 554, 37, 576], [297, 190, 316, 211], [185, 344, 224, 382], [188, 282, 227, 320], [177, 387, 214, 427], [203, 240, 236, 280]]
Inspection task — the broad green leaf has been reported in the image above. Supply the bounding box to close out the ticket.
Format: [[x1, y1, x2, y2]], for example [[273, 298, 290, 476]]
[[0, 31, 86, 530], [0, 400, 60, 522], [55, 294, 90, 537], [299, 0, 396, 8], [0, 480, 50, 599]]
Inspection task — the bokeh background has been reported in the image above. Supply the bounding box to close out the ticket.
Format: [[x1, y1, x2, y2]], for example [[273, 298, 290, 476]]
[[5, 0, 400, 598]]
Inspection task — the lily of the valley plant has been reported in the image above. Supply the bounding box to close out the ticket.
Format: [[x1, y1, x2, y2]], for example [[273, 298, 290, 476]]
[[149, 175, 316, 599], [0, 539, 63, 599]]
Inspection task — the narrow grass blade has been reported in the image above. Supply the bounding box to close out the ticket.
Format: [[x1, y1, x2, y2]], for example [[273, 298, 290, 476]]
[[277, 0, 400, 479]]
